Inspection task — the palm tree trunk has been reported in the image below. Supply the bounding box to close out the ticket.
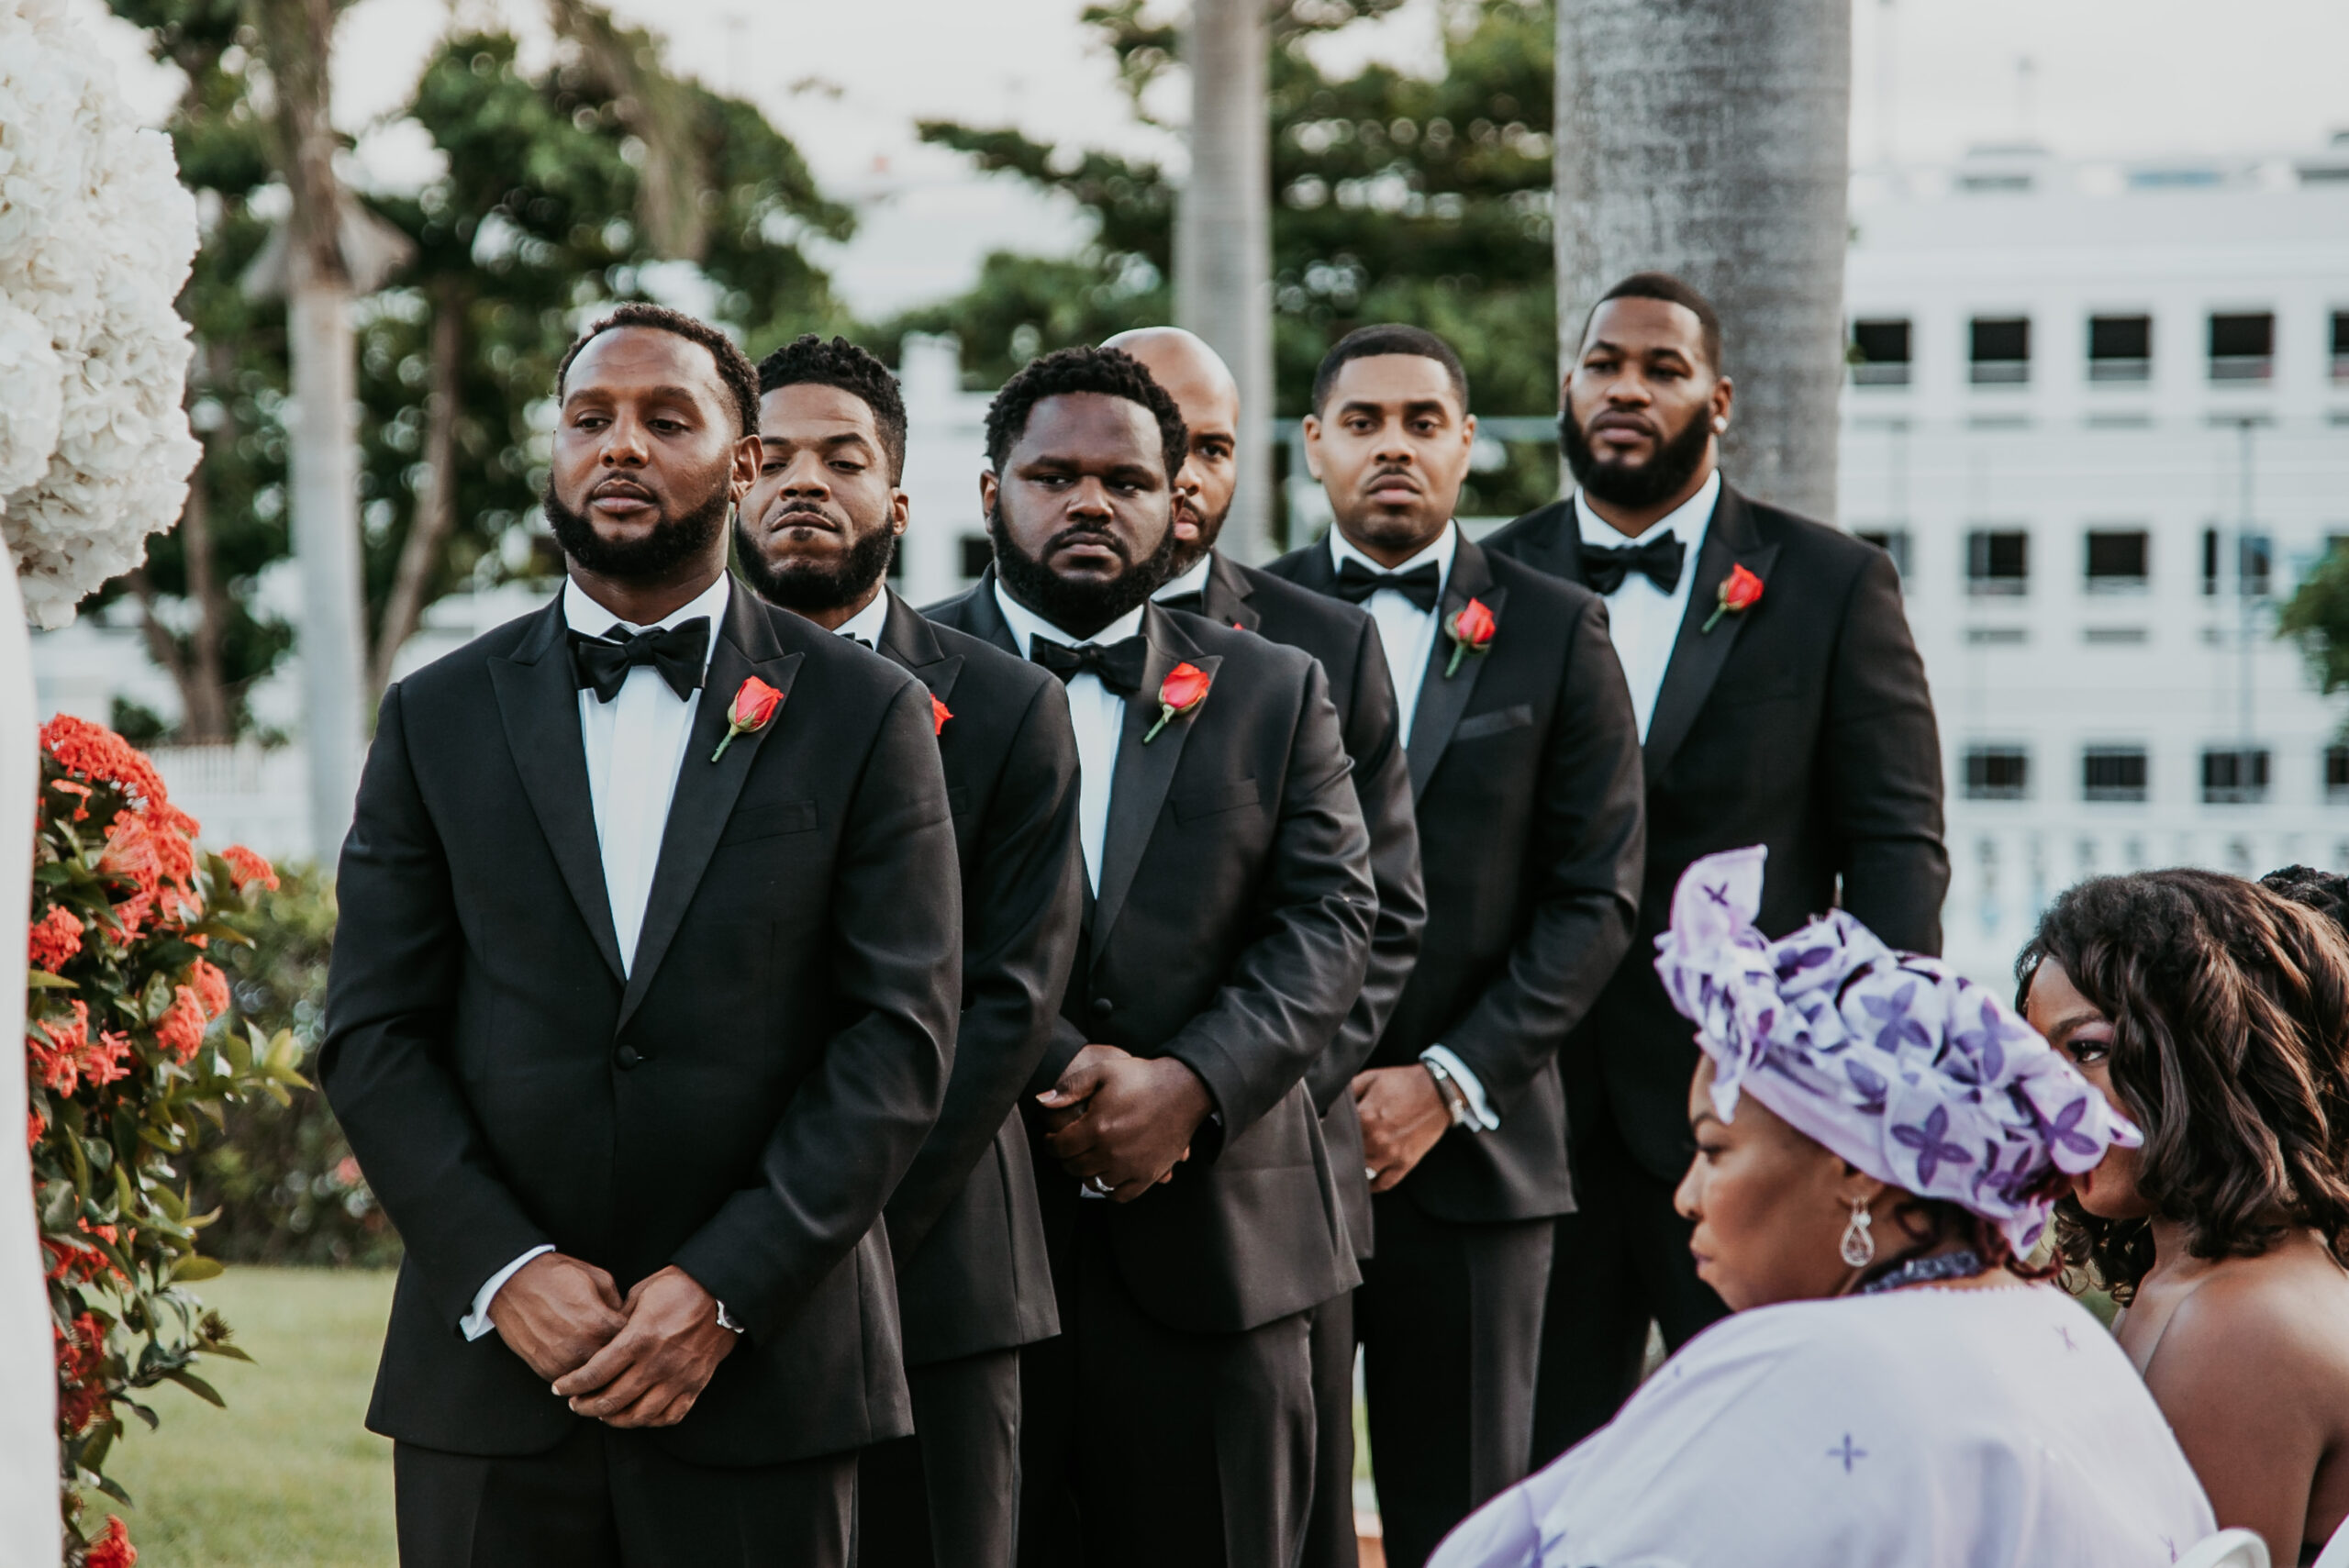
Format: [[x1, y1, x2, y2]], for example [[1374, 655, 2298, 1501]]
[[371, 281, 464, 694], [1553, 0, 1852, 522], [1175, 0, 1275, 561]]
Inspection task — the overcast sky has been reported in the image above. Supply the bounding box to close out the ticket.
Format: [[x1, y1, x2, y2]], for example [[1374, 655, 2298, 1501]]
[[80, 0, 2349, 319]]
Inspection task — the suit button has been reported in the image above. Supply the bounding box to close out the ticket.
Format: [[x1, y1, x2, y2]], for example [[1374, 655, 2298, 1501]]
[[1088, 996, 1113, 1020], [616, 1045, 643, 1070]]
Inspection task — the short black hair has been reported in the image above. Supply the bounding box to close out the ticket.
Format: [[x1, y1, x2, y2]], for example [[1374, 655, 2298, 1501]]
[[755, 335, 908, 483], [1310, 324, 1470, 416], [984, 345, 1187, 482], [1585, 271, 1725, 373], [555, 302, 760, 438]]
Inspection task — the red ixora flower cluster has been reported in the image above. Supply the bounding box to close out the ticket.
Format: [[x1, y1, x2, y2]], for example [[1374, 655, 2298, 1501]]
[[84, 1515, 138, 1568]]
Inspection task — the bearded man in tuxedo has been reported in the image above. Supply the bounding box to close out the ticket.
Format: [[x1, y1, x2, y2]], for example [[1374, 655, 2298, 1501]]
[[322, 304, 963, 1568], [1262, 325, 1644, 1568], [926, 345, 1376, 1568], [1480, 272, 1948, 1460], [1105, 326, 1425, 1568], [733, 333, 1084, 1568]]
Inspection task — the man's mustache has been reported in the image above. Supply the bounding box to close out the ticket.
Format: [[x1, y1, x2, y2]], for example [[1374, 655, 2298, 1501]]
[[1047, 525, 1130, 562]]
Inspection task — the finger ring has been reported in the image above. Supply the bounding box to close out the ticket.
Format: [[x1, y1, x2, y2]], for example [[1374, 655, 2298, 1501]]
[[1086, 1175, 1113, 1195]]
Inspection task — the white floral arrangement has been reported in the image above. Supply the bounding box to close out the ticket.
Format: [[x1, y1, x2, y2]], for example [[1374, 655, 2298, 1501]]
[[0, 0, 201, 630]]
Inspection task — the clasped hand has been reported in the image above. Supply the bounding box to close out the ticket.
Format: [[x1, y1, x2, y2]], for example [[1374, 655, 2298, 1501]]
[[1036, 1043, 1209, 1201], [488, 1253, 736, 1429]]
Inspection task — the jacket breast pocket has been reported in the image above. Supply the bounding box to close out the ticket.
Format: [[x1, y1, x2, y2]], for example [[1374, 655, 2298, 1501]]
[[1172, 777, 1262, 822], [716, 799, 820, 847], [1452, 704, 1535, 743]]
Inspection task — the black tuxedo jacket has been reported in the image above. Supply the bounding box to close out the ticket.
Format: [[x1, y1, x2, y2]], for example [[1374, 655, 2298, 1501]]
[[868, 591, 1082, 1366], [1484, 484, 1948, 1182], [1264, 534, 1644, 1224], [925, 575, 1377, 1334], [322, 584, 962, 1466], [1185, 551, 1426, 1260]]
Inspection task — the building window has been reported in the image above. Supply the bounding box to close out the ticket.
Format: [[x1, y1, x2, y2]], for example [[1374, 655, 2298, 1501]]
[[1965, 529, 2029, 595], [2327, 744, 2349, 802], [2241, 533, 2274, 597], [1964, 746, 2031, 801], [2209, 312, 2275, 383], [2084, 529, 2150, 591], [958, 534, 993, 579], [2332, 310, 2349, 383], [2201, 747, 2271, 804], [1851, 319, 1911, 386], [2083, 746, 2149, 803], [1970, 317, 2031, 384], [2087, 314, 2152, 383], [1854, 528, 1912, 579]]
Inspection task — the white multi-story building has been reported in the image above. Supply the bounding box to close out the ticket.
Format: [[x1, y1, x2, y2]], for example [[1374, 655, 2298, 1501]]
[[1841, 135, 2349, 979]]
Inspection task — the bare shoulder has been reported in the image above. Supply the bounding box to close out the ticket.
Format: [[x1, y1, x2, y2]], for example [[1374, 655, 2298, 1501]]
[[2146, 1244, 2349, 1419]]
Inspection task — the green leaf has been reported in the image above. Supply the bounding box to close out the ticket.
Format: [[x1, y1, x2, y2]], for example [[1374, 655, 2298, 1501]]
[[163, 1368, 227, 1407], [26, 971, 78, 990], [171, 1255, 225, 1283]]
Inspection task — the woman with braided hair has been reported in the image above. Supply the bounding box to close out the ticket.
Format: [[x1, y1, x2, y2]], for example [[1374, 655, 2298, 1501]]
[[2021, 868, 2349, 1566]]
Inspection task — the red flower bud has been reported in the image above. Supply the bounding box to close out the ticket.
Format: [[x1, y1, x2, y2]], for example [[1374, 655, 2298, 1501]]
[[1144, 661, 1212, 743], [1444, 596, 1497, 677], [711, 676, 785, 762], [1703, 563, 1765, 632]]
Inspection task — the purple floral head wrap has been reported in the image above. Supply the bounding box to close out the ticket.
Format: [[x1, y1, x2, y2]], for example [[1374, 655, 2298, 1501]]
[[1655, 845, 2141, 1254]]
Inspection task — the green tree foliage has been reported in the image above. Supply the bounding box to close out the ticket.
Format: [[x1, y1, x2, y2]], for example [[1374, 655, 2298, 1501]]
[[2279, 544, 2349, 709]]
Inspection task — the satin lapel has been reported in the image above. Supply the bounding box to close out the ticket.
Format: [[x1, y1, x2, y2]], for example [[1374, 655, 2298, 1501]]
[[617, 591, 805, 1031], [881, 594, 965, 708], [489, 599, 625, 983], [958, 567, 1022, 658], [1206, 551, 1261, 633], [1091, 606, 1219, 961], [1543, 500, 1591, 588], [1642, 487, 1780, 782], [1405, 538, 1507, 800]]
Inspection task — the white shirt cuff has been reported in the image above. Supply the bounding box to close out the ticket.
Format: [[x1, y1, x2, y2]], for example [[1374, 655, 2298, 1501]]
[[462, 1244, 556, 1340], [1421, 1046, 1500, 1131]]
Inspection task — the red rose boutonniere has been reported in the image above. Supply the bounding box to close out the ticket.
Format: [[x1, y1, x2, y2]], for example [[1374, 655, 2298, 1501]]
[[1444, 597, 1497, 677], [1144, 662, 1212, 743], [930, 693, 952, 736], [710, 676, 784, 762], [1702, 563, 1765, 633]]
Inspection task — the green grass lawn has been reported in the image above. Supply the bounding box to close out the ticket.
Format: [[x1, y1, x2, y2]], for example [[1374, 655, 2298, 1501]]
[[97, 1266, 397, 1568]]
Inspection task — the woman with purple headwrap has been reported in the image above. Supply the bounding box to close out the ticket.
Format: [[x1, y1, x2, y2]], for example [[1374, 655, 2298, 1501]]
[[1429, 847, 2214, 1568]]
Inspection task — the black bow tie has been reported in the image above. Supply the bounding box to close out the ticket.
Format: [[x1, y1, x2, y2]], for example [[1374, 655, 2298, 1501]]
[[1580, 534, 1687, 595], [840, 632, 874, 650], [1154, 589, 1206, 617], [568, 619, 709, 704], [1030, 636, 1148, 695], [1332, 558, 1442, 613]]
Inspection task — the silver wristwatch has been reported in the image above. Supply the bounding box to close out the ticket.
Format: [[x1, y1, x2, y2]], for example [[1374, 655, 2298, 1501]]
[[1423, 1056, 1475, 1129]]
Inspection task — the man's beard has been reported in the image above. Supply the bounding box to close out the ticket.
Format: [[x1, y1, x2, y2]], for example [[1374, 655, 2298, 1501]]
[[734, 515, 897, 614], [543, 474, 732, 583], [986, 500, 1180, 640], [1168, 495, 1228, 578], [1560, 401, 1714, 511]]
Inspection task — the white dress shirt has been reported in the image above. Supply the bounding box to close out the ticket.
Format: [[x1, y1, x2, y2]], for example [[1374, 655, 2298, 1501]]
[[832, 587, 891, 651], [461, 571, 730, 1342], [1152, 554, 1214, 607], [1329, 520, 1458, 743], [1573, 470, 1720, 742], [1320, 523, 1497, 1132], [993, 580, 1142, 898]]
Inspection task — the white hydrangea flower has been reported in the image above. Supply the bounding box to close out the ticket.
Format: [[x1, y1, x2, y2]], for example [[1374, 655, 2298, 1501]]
[[0, 0, 201, 629]]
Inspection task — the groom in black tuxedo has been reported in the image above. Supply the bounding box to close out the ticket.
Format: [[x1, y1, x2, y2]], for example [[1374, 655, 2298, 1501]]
[[1106, 326, 1426, 1568], [926, 345, 1377, 1568], [1480, 272, 1948, 1460], [322, 305, 963, 1568], [1264, 326, 1644, 1568], [733, 334, 1085, 1568]]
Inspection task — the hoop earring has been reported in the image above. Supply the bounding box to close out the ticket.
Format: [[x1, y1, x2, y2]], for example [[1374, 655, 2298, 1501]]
[[1839, 1197, 1876, 1269]]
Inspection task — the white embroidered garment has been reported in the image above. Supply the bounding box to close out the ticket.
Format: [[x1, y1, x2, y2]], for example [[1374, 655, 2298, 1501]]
[[1429, 1284, 2214, 1568]]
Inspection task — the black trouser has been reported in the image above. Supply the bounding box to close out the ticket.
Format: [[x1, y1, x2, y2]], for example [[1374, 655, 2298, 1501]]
[[1298, 1288, 1358, 1568], [1529, 1114, 1727, 1465], [394, 1420, 853, 1568], [858, 1347, 1022, 1568], [1354, 1193, 1553, 1568], [1018, 1202, 1317, 1568]]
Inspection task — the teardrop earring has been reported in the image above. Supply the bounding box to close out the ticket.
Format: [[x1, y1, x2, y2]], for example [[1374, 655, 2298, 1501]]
[[1839, 1196, 1876, 1269]]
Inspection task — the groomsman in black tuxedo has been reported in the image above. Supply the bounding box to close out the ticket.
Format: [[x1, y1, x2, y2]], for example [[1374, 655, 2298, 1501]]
[[732, 335, 1085, 1568], [1264, 325, 1644, 1568], [1105, 326, 1425, 1568], [926, 345, 1377, 1568], [322, 306, 963, 1568], [1481, 272, 1948, 1460]]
